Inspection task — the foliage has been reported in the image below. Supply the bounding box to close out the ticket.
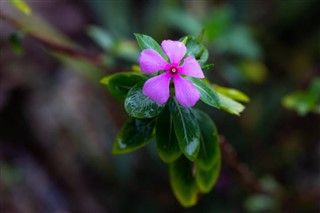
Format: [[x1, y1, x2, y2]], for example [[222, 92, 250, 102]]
[[282, 78, 320, 115], [101, 34, 248, 207], [9, 31, 24, 55], [2, 0, 318, 211], [9, 0, 31, 15]]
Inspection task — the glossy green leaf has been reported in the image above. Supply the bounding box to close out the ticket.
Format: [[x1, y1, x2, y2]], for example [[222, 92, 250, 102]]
[[195, 110, 220, 171], [169, 156, 199, 207], [112, 118, 155, 154], [169, 98, 200, 161], [155, 105, 181, 163], [125, 85, 164, 119], [213, 84, 250, 102], [101, 72, 147, 99], [184, 37, 209, 65], [134, 33, 167, 60], [186, 77, 220, 109], [195, 158, 221, 193], [218, 93, 245, 116], [9, 0, 31, 15]]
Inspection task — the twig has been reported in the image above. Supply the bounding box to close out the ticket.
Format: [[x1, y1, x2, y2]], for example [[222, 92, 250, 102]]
[[32, 35, 104, 65], [0, 11, 104, 66], [219, 136, 272, 195]]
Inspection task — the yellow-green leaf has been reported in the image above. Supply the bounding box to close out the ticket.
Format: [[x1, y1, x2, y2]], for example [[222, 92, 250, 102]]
[[195, 158, 221, 193], [213, 84, 250, 102], [218, 93, 245, 116], [9, 0, 31, 15]]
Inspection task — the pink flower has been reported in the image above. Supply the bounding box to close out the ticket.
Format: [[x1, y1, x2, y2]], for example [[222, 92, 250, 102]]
[[138, 40, 204, 107]]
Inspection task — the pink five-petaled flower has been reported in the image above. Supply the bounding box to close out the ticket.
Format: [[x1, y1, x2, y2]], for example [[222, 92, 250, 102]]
[[138, 40, 204, 107]]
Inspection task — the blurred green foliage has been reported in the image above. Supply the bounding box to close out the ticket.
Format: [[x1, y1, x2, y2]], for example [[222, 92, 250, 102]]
[[282, 78, 320, 115], [9, 0, 31, 15], [1, 0, 320, 212], [9, 30, 24, 55]]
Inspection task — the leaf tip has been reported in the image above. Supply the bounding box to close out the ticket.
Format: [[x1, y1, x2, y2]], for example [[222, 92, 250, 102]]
[[100, 76, 110, 84]]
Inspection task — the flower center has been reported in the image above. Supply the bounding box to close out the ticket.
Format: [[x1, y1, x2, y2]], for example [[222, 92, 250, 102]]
[[169, 66, 178, 74]]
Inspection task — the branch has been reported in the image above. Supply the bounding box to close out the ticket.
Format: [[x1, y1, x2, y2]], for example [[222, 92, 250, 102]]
[[219, 136, 273, 195], [0, 10, 104, 66]]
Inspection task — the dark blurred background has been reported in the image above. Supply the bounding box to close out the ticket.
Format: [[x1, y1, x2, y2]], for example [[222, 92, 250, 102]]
[[0, 0, 319, 212]]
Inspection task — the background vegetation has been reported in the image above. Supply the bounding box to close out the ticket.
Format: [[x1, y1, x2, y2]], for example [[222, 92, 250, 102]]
[[0, 0, 319, 212]]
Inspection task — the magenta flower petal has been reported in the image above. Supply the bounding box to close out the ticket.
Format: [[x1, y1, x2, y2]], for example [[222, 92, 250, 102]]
[[179, 56, 204, 78], [142, 72, 172, 104], [139, 49, 170, 74], [161, 40, 186, 66], [173, 75, 200, 107]]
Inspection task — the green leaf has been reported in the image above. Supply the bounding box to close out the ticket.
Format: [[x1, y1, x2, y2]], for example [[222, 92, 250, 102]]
[[9, 0, 31, 15], [9, 31, 24, 55], [282, 91, 314, 116], [169, 98, 200, 161], [218, 93, 245, 116], [195, 110, 220, 171], [169, 156, 199, 207], [238, 60, 267, 83], [186, 77, 220, 109], [282, 78, 320, 115], [194, 111, 221, 193], [197, 29, 206, 43], [134, 33, 167, 60], [165, 9, 202, 36], [201, 64, 214, 71], [205, 6, 232, 41], [100, 72, 147, 99], [198, 49, 209, 66], [195, 158, 221, 193], [183, 37, 209, 65], [125, 85, 164, 119], [112, 118, 155, 154], [309, 79, 320, 113], [87, 26, 114, 51], [245, 194, 275, 213], [216, 26, 262, 59], [309, 78, 320, 97], [155, 105, 181, 163], [213, 84, 250, 102]]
